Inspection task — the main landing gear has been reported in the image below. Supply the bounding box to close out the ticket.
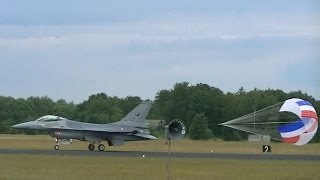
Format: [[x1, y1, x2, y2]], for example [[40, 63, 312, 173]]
[[88, 143, 105, 151], [98, 144, 105, 151], [88, 143, 95, 151]]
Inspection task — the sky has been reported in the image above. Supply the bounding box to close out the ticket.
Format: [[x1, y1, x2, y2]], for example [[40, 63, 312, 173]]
[[0, 0, 319, 103]]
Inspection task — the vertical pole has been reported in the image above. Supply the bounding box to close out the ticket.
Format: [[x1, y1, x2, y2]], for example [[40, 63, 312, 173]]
[[166, 138, 171, 180]]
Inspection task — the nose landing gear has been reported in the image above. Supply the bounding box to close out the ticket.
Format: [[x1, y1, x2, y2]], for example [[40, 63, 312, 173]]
[[54, 145, 60, 150], [54, 139, 60, 150]]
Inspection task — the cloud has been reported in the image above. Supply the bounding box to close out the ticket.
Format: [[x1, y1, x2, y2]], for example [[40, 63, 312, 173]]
[[0, 14, 319, 50], [0, 14, 319, 101]]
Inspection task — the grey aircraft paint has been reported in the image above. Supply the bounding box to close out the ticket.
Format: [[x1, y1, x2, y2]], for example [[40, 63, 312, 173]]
[[12, 101, 157, 151]]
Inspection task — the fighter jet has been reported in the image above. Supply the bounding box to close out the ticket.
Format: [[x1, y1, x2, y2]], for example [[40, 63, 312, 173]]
[[12, 101, 157, 151]]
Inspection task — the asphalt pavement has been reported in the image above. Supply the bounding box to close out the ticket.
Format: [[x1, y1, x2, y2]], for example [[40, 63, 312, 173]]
[[0, 149, 319, 161]]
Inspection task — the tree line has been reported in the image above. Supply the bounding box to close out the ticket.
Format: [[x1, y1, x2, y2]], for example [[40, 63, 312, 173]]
[[0, 82, 319, 142]]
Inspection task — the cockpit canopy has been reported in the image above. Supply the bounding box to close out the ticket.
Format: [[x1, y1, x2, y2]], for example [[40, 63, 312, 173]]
[[36, 115, 66, 122]]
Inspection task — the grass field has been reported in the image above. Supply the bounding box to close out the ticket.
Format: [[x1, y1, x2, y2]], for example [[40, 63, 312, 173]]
[[0, 154, 319, 180], [0, 134, 320, 155], [0, 134, 320, 180]]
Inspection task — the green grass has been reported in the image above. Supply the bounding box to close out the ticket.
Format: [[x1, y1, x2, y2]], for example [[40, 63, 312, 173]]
[[0, 154, 319, 180], [0, 134, 320, 155]]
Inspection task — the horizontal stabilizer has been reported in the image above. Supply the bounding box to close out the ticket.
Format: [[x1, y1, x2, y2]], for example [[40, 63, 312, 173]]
[[134, 133, 158, 140]]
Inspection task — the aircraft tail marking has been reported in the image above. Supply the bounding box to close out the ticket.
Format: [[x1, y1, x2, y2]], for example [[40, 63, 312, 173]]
[[113, 101, 153, 127]]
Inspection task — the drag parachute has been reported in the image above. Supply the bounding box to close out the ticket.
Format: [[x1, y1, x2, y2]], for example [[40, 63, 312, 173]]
[[278, 98, 318, 145], [221, 98, 318, 145]]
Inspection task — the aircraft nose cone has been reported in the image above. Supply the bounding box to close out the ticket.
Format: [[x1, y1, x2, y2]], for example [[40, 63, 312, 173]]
[[11, 124, 19, 128], [11, 122, 33, 129]]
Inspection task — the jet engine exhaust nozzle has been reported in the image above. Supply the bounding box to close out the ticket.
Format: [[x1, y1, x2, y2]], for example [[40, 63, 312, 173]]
[[165, 119, 186, 140]]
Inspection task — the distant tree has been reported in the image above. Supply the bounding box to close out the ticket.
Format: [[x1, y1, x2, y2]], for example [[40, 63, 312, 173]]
[[189, 113, 212, 140], [53, 99, 76, 118], [120, 96, 141, 115], [0, 82, 318, 143]]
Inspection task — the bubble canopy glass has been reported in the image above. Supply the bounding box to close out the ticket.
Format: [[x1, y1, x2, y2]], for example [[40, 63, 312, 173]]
[[36, 115, 65, 122]]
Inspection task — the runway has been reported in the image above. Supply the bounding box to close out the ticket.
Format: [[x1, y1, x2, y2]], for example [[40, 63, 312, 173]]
[[0, 149, 319, 161]]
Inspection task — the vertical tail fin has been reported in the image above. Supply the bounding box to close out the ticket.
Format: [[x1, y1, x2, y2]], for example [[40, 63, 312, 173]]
[[113, 101, 153, 126]]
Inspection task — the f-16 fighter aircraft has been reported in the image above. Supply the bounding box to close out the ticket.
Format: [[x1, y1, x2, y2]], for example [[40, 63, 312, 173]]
[[12, 101, 157, 151]]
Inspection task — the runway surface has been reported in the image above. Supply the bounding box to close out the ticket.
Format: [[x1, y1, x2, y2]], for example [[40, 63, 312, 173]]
[[0, 149, 319, 161]]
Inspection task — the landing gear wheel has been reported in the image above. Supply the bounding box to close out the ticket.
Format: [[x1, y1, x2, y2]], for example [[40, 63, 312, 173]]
[[54, 145, 59, 150], [88, 143, 95, 151], [98, 144, 105, 151]]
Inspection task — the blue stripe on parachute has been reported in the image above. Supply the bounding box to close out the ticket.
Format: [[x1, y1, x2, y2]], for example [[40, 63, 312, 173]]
[[278, 120, 305, 133], [296, 100, 312, 106]]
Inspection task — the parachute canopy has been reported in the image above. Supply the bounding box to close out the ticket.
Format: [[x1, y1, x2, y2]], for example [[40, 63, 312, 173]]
[[278, 98, 318, 145], [221, 98, 318, 146]]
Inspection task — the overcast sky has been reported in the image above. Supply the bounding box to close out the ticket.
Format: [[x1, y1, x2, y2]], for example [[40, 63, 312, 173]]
[[0, 0, 319, 102]]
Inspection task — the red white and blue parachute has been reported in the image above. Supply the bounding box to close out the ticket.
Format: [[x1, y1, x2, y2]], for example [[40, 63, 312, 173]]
[[278, 98, 318, 145], [221, 98, 318, 146]]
